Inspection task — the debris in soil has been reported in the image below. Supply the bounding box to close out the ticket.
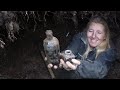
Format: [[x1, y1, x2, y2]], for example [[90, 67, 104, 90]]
[[0, 30, 51, 79]]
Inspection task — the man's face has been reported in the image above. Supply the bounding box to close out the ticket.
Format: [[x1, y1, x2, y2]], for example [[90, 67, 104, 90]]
[[87, 22, 106, 48]]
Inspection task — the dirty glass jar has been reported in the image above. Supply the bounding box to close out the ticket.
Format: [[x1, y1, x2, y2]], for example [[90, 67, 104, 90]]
[[43, 30, 60, 65], [60, 50, 75, 63]]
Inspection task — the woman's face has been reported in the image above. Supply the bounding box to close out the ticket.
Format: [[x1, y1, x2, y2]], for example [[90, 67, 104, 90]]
[[87, 22, 106, 48]]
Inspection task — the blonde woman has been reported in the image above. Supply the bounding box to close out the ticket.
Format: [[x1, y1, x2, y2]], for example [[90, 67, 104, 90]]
[[57, 16, 116, 79]]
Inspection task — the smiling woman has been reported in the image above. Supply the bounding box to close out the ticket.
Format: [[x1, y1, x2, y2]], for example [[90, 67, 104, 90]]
[[87, 23, 105, 48], [54, 16, 117, 79], [83, 16, 110, 59]]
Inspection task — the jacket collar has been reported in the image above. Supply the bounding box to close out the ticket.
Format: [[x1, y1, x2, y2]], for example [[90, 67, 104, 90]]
[[80, 32, 88, 49]]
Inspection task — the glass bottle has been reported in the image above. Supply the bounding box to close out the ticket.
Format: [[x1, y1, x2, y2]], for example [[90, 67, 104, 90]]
[[60, 50, 75, 62], [43, 30, 60, 65]]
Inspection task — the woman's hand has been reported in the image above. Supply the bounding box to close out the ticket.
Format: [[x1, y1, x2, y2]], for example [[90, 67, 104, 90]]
[[47, 63, 58, 69], [59, 59, 81, 71], [45, 57, 58, 69]]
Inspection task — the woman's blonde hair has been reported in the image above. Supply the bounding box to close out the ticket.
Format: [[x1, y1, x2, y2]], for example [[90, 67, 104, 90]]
[[83, 16, 110, 59]]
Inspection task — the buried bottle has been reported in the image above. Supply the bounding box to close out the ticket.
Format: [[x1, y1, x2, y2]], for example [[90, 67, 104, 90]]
[[43, 30, 60, 65]]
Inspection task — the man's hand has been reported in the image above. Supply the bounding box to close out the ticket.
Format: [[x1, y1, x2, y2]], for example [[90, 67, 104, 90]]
[[59, 59, 81, 71]]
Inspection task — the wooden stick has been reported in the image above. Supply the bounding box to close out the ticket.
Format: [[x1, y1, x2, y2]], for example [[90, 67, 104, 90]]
[[40, 51, 56, 79]]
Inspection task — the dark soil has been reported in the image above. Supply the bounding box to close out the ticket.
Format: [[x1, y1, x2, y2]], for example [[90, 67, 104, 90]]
[[0, 28, 51, 79]]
